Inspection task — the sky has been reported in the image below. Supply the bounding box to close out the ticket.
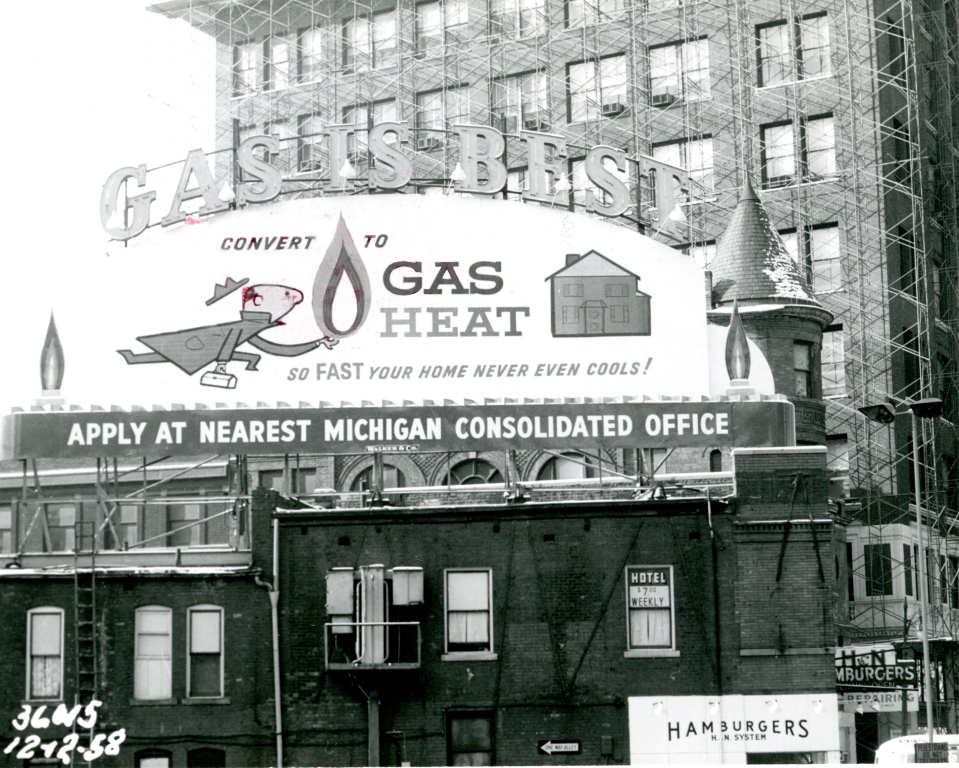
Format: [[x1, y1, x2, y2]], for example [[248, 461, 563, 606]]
[[3, 1, 213, 410]]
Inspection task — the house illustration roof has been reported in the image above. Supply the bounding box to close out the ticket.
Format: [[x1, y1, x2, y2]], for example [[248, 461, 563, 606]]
[[708, 178, 822, 308], [545, 250, 642, 281]]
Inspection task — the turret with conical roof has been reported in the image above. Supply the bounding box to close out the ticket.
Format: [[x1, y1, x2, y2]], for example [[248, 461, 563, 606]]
[[707, 178, 833, 445], [709, 178, 821, 308]]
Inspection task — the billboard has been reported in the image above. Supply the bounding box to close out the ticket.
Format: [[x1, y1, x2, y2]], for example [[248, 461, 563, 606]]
[[43, 195, 715, 406]]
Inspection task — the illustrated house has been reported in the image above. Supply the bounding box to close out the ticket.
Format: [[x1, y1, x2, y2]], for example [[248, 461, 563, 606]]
[[546, 251, 651, 337]]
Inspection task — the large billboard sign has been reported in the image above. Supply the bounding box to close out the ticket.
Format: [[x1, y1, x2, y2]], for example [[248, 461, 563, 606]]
[[3, 400, 793, 460], [47, 195, 716, 406]]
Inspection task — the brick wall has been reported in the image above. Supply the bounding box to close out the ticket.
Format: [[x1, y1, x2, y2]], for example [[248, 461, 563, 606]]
[[0, 574, 273, 767]]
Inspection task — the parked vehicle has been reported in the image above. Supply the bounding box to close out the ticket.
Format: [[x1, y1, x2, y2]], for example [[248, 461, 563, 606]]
[[875, 734, 959, 763]]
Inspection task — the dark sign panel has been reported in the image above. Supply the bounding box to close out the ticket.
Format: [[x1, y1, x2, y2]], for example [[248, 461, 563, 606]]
[[2, 400, 793, 459], [915, 742, 950, 763], [537, 741, 581, 755]]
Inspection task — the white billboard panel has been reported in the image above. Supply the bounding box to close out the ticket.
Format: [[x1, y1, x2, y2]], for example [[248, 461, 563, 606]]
[[43, 196, 712, 406]]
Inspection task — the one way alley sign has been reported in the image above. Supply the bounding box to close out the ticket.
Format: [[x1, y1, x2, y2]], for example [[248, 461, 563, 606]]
[[538, 741, 581, 755]]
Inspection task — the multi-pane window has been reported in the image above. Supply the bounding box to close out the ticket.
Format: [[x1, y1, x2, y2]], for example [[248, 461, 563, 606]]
[[120, 504, 139, 549], [233, 41, 258, 96], [822, 325, 846, 397], [803, 115, 836, 179], [343, 11, 396, 71], [757, 14, 831, 87], [491, 0, 546, 38], [48, 505, 76, 552], [536, 453, 596, 481], [416, 0, 468, 55], [447, 712, 494, 766], [650, 39, 710, 104], [761, 122, 795, 186], [492, 71, 549, 133], [344, 100, 398, 159], [566, 0, 626, 28], [904, 543, 914, 597], [0, 506, 11, 553], [567, 55, 627, 122], [297, 114, 323, 173], [351, 465, 407, 492], [264, 36, 290, 90], [188, 606, 223, 698], [570, 156, 625, 208], [297, 27, 323, 83], [27, 608, 63, 700], [809, 224, 841, 292], [444, 459, 503, 485], [416, 88, 471, 134], [864, 543, 893, 596], [626, 566, 676, 651], [651, 137, 714, 198], [793, 341, 813, 396], [135, 607, 172, 700], [266, 120, 295, 171], [761, 116, 836, 186], [445, 569, 493, 653]]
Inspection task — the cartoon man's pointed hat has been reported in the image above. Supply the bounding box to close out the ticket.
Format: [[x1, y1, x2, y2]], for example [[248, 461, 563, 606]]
[[206, 277, 250, 306]]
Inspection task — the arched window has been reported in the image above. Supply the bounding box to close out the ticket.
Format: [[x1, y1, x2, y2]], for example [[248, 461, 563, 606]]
[[27, 607, 63, 700], [536, 453, 596, 481], [187, 605, 223, 699], [135, 606, 172, 700], [136, 749, 172, 768], [351, 465, 406, 492], [709, 449, 723, 473], [443, 459, 503, 485]]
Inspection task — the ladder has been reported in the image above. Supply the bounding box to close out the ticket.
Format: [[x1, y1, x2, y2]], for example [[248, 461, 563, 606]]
[[73, 522, 98, 765]]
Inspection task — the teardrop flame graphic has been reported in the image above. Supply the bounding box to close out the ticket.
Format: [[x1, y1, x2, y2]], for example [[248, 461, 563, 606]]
[[40, 312, 65, 391], [724, 299, 751, 382], [312, 214, 372, 338]]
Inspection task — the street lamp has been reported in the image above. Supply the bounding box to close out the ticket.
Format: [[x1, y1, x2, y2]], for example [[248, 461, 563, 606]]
[[859, 395, 943, 743]]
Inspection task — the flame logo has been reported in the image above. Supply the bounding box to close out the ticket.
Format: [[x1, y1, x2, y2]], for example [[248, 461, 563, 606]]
[[724, 300, 751, 382], [312, 214, 372, 338]]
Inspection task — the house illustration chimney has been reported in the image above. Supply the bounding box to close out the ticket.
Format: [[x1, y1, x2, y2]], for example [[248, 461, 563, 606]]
[[565, 253, 580, 266]]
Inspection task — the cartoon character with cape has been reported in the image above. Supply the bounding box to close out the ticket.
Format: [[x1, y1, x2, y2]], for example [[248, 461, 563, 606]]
[[118, 277, 338, 388]]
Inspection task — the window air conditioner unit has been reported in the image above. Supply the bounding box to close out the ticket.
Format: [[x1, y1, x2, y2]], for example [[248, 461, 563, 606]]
[[766, 175, 793, 188], [651, 92, 678, 107], [417, 136, 443, 151], [523, 114, 551, 131], [601, 101, 627, 117]]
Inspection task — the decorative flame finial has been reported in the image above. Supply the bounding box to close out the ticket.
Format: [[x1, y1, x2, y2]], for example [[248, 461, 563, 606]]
[[725, 300, 753, 396], [40, 312, 65, 393], [312, 214, 372, 339]]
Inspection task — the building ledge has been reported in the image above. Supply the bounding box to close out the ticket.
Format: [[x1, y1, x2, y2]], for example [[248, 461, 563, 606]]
[[740, 648, 833, 656], [441, 652, 498, 662], [624, 649, 681, 658]]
